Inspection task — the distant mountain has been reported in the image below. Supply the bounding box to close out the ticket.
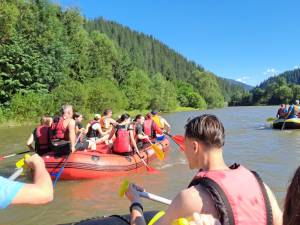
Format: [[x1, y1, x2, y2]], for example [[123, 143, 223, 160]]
[[85, 18, 250, 105], [222, 78, 253, 91], [259, 68, 300, 88]]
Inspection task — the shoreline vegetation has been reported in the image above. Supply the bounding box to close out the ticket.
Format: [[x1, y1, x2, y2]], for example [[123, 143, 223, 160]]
[[0, 0, 249, 126], [0, 106, 197, 128]]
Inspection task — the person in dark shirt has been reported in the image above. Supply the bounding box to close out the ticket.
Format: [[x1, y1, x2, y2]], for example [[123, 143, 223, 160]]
[[134, 115, 149, 149]]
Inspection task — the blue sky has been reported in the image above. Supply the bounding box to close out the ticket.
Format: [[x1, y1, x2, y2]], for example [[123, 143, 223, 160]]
[[57, 0, 300, 86]]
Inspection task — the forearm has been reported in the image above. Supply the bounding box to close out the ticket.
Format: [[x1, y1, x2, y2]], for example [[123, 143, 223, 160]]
[[33, 164, 53, 194], [131, 208, 147, 225], [69, 130, 76, 148]]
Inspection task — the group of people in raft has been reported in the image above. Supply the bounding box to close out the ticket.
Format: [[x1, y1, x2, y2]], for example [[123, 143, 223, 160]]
[[276, 100, 300, 119], [26, 104, 171, 157], [2, 113, 300, 225]]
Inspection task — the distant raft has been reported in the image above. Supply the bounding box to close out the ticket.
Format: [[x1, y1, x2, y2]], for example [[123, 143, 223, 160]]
[[272, 118, 300, 129]]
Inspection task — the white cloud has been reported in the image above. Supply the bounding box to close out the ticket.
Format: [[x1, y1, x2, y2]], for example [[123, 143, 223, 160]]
[[263, 68, 279, 76], [236, 76, 250, 84], [294, 65, 300, 69]]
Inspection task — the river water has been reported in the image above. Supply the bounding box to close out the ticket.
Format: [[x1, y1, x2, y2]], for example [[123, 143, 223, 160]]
[[0, 106, 299, 225]]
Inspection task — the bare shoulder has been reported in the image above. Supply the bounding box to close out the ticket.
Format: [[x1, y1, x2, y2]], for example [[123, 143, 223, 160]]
[[157, 186, 218, 225], [68, 119, 75, 126]]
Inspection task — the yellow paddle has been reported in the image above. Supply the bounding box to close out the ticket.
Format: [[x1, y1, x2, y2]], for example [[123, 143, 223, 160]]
[[142, 132, 165, 161], [119, 180, 171, 205], [8, 154, 30, 180]]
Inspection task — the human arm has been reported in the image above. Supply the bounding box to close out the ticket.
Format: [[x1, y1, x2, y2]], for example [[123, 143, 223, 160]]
[[161, 118, 171, 132], [68, 119, 76, 152], [264, 183, 282, 225], [26, 133, 35, 151], [130, 130, 139, 151], [11, 154, 53, 205]]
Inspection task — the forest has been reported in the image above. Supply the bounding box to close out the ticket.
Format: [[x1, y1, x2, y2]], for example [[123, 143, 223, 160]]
[[0, 0, 249, 123], [234, 68, 300, 106]]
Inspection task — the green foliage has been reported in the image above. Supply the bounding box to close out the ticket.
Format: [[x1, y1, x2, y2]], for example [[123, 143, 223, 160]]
[[176, 81, 207, 109], [192, 71, 224, 108], [0, 0, 245, 123], [52, 80, 89, 114], [85, 79, 128, 113], [122, 69, 151, 110], [149, 73, 177, 111], [10, 92, 52, 120]]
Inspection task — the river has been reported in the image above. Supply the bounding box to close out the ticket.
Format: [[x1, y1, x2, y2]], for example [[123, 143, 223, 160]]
[[0, 106, 298, 225]]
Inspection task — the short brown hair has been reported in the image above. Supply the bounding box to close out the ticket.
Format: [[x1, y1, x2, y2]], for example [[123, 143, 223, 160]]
[[283, 166, 300, 225], [185, 114, 225, 148]]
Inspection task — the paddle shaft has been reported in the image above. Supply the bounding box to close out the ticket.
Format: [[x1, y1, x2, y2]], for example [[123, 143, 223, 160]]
[[53, 133, 82, 187], [134, 147, 155, 171], [8, 168, 24, 181], [281, 120, 286, 130], [0, 150, 31, 160], [139, 191, 171, 205]]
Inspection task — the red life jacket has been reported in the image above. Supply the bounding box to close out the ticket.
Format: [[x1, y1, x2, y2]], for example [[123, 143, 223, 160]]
[[188, 164, 272, 225], [34, 125, 50, 155], [143, 119, 162, 140], [113, 125, 131, 154], [51, 117, 69, 141]]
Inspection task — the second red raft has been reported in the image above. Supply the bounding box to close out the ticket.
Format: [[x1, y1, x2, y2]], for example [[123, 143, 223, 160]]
[[42, 138, 170, 180]]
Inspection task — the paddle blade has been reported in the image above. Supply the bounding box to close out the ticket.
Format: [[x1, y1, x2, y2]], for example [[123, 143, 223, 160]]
[[146, 165, 159, 173], [119, 180, 129, 197], [266, 117, 276, 122], [171, 135, 185, 152], [151, 144, 164, 161]]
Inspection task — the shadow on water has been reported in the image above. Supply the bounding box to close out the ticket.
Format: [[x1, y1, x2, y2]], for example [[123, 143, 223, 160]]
[[0, 106, 299, 224]]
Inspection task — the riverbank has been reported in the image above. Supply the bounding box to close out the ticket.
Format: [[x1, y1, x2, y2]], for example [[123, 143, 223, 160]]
[[0, 106, 196, 128]]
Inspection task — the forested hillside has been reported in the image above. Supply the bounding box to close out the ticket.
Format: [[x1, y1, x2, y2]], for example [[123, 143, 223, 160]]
[[0, 0, 248, 122], [236, 68, 300, 105]]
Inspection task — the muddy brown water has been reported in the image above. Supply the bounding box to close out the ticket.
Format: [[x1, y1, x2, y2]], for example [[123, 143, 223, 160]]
[[0, 106, 298, 225]]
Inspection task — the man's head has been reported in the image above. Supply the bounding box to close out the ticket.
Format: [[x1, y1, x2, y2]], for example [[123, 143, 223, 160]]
[[151, 110, 158, 116], [94, 114, 101, 121], [103, 109, 112, 118], [135, 114, 145, 124], [184, 114, 225, 169], [62, 105, 73, 119]]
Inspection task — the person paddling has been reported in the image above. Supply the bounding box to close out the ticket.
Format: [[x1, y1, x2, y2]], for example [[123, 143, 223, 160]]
[[151, 110, 171, 133], [125, 114, 282, 225], [143, 113, 162, 142], [86, 114, 110, 144], [276, 104, 287, 119], [50, 105, 76, 154], [26, 116, 53, 156], [111, 114, 138, 156], [286, 100, 299, 119], [133, 115, 149, 149], [0, 154, 53, 209]]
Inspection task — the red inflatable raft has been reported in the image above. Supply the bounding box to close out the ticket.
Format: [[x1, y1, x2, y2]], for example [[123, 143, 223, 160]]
[[42, 138, 170, 180]]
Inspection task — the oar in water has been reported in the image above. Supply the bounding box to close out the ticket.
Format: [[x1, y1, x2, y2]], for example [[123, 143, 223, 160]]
[[133, 147, 158, 173], [119, 180, 171, 205], [8, 154, 30, 181], [266, 117, 277, 122], [164, 132, 185, 152], [0, 150, 31, 161], [281, 119, 287, 130], [52, 134, 82, 187], [141, 132, 165, 161]]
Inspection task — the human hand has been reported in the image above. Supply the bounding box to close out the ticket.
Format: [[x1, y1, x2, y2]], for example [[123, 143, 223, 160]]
[[71, 146, 76, 153], [25, 154, 45, 169], [125, 183, 144, 203], [189, 213, 220, 225]]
